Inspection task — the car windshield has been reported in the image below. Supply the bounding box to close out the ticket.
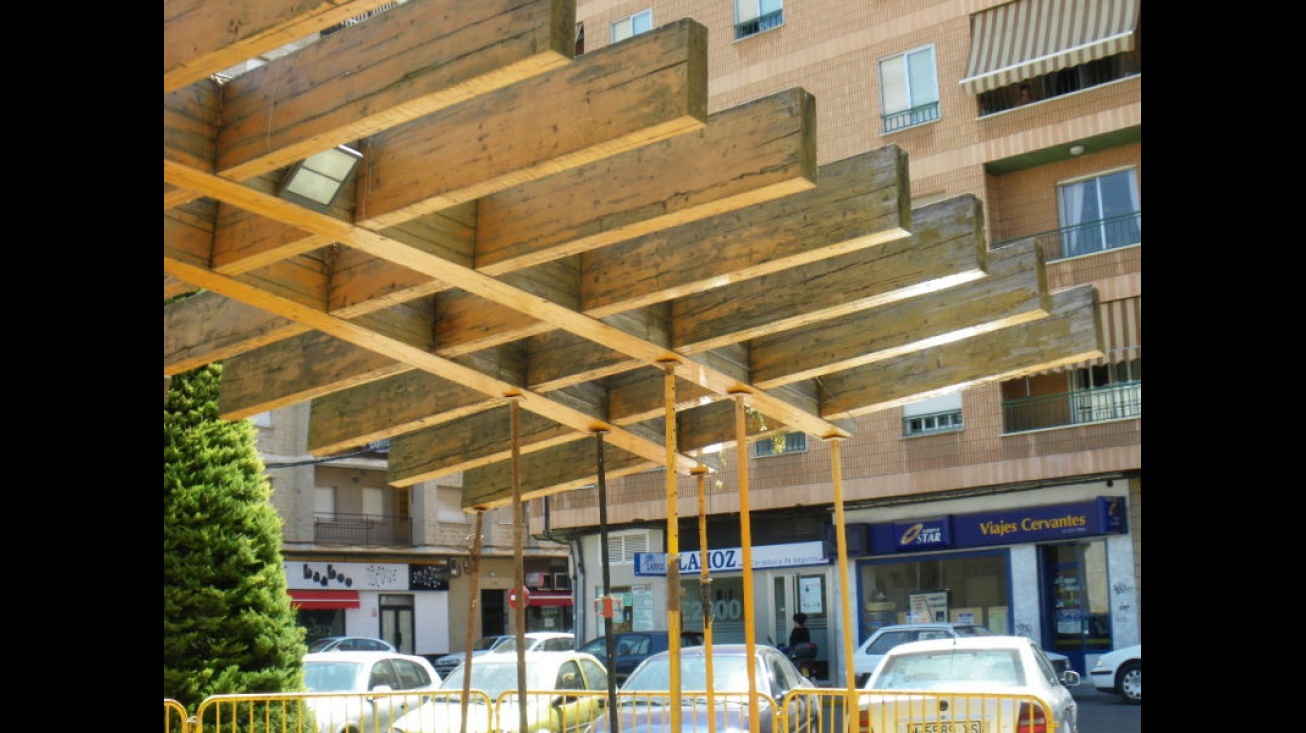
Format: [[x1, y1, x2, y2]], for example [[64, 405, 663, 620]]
[[952, 625, 996, 637], [473, 637, 508, 652], [872, 650, 1026, 690], [440, 660, 555, 696], [306, 638, 338, 652], [304, 661, 363, 692], [623, 656, 753, 692]]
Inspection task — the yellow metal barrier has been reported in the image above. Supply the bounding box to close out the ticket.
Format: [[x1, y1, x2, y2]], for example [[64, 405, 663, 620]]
[[165, 686, 1068, 733], [164, 698, 191, 733]]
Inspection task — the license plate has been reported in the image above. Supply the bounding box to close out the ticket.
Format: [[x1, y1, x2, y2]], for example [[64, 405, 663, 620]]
[[906, 722, 982, 733]]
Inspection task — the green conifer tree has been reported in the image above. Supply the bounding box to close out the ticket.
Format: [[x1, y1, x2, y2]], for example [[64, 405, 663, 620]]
[[164, 362, 307, 711]]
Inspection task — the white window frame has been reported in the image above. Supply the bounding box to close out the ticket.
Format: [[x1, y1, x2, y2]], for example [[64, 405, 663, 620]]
[[1056, 167, 1140, 258], [878, 45, 939, 131], [436, 486, 469, 524], [734, 0, 784, 39], [610, 9, 652, 44], [753, 431, 807, 458], [362, 486, 384, 517], [606, 530, 650, 565], [315, 486, 336, 517], [902, 392, 963, 437]]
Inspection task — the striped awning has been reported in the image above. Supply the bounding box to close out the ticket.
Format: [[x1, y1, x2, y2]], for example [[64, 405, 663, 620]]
[[960, 0, 1139, 95], [1090, 295, 1140, 366]]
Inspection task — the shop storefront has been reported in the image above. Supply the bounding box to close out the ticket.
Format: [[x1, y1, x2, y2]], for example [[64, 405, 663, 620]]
[[285, 560, 453, 657], [849, 489, 1135, 675]]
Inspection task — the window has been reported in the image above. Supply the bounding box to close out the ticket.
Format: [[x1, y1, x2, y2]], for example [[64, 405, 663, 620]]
[[610, 9, 651, 44], [753, 431, 807, 457], [315, 486, 336, 516], [879, 46, 939, 132], [734, 0, 783, 39], [1057, 168, 1140, 258], [606, 531, 649, 564], [437, 486, 469, 524], [902, 393, 963, 436], [362, 486, 383, 517]]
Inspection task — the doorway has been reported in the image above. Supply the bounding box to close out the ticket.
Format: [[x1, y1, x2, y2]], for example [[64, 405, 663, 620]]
[[771, 572, 829, 681], [1040, 540, 1112, 674], [380, 594, 415, 654], [482, 589, 507, 636]]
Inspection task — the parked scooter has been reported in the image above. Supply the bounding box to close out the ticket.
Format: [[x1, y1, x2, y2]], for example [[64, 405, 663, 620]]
[[770, 636, 820, 680]]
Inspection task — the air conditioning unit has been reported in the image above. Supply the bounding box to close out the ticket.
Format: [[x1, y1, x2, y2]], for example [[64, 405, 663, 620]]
[[553, 573, 571, 591]]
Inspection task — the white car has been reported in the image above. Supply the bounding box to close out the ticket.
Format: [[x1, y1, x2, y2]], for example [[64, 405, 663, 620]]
[[852, 622, 1072, 686], [433, 631, 575, 678], [1090, 643, 1140, 704], [860, 635, 1080, 733], [390, 649, 609, 733], [301, 650, 440, 733]]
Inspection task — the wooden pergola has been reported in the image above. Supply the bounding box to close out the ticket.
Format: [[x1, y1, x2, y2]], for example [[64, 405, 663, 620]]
[[164, 0, 1104, 512]]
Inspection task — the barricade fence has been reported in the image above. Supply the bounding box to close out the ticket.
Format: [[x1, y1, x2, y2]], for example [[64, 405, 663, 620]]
[[165, 686, 1065, 733]]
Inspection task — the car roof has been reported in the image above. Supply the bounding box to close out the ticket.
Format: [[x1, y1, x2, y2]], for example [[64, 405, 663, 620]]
[[872, 622, 989, 633], [304, 650, 433, 664], [886, 635, 1036, 655]]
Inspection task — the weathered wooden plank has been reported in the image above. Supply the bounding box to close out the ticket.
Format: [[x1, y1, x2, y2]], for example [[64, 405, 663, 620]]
[[163, 82, 220, 172], [359, 18, 708, 227], [670, 194, 989, 352], [164, 291, 306, 374], [473, 88, 818, 274], [164, 0, 394, 93], [388, 400, 589, 486], [818, 286, 1103, 417], [749, 239, 1048, 388], [215, 0, 576, 180], [308, 371, 500, 455], [457, 440, 656, 508], [219, 332, 406, 419], [580, 146, 911, 317]]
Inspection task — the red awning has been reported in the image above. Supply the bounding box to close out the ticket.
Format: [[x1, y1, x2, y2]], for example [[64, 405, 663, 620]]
[[289, 589, 361, 609], [529, 593, 573, 607]]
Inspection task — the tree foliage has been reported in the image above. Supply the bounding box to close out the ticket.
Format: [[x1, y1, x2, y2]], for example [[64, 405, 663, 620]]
[[163, 363, 306, 710]]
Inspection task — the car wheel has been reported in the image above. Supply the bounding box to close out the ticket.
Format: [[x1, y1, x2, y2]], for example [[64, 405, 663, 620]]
[[1116, 661, 1141, 704]]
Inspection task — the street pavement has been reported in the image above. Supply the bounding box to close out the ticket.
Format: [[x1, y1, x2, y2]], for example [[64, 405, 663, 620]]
[[1072, 677, 1140, 733]]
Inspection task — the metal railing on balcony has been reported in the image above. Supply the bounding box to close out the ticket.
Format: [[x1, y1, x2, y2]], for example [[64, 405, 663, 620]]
[[882, 101, 940, 133], [1003, 382, 1141, 433], [313, 512, 412, 546], [991, 210, 1140, 262], [734, 9, 783, 39]]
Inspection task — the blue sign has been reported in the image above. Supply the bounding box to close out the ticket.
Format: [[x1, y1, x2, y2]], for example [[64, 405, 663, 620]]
[[869, 496, 1127, 554]]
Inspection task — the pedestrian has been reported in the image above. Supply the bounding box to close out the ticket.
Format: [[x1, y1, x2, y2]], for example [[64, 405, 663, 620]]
[[788, 612, 811, 648]]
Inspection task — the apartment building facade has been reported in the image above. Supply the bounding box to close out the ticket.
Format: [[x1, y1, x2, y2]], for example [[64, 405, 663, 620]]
[[256, 401, 574, 661], [537, 0, 1141, 683], [248, 0, 1140, 681]]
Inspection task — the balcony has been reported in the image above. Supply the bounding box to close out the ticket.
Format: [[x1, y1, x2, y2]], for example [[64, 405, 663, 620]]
[[882, 102, 940, 134], [991, 211, 1140, 263], [314, 513, 412, 546], [734, 9, 783, 39], [1002, 382, 1141, 433]]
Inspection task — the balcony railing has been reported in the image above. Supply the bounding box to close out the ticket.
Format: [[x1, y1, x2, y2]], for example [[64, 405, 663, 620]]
[[314, 513, 411, 546], [734, 9, 783, 39], [882, 101, 940, 133], [1002, 382, 1141, 433], [991, 211, 1140, 262]]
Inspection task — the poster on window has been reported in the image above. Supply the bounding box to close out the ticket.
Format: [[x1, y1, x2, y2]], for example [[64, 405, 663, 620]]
[[799, 575, 824, 614], [909, 590, 948, 623]]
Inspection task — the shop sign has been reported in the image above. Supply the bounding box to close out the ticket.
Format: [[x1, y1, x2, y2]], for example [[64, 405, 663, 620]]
[[633, 541, 826, 576]]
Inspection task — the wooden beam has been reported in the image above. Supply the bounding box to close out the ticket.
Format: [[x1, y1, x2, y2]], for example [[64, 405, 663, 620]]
[[818, 286, 1104, 418], [213, 0, 576, 180]]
